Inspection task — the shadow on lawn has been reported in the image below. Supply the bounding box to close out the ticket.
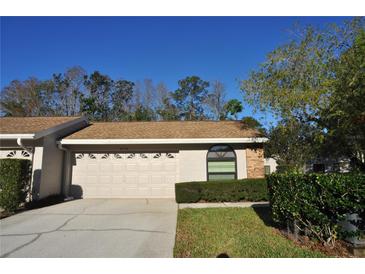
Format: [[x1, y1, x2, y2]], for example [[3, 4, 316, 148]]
[[252, 205, 277, 228]]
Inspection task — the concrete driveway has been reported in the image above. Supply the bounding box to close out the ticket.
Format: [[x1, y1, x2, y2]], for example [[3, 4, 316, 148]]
[[0, 199, 177, 258]]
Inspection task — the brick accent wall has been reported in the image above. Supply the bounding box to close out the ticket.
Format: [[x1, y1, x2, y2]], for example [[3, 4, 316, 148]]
[[246, 145, 264, 178]]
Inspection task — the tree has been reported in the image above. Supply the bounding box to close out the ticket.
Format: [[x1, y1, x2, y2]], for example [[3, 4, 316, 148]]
[[156, 96, 180, 121], [205, 80, 227, 120], [241, 18, 365, 169], [83, 71, 113, 121], [265, 119, 319, 170], [241, 116, 266, 134], [51, 66, 86, 116], [172, 76, 209, 120], [223, 99, 243, 120], [241, 18, 364, 120], [132, 105, 156, 121], [111, 80, 135, 121], [319, 29, 365, 170], [1, 77, 55, 116]]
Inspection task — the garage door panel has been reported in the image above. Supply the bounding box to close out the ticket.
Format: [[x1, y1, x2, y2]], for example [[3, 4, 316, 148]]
[[71, 151, 178, 198], [87, 164, 98, 173], [99, 175, 111, 184], [112, 175, 123, 184], [87, 176, 98, 184], [126, 163, 138, 171], [100, 163, 112, 172], [164, 162, 177, 171]]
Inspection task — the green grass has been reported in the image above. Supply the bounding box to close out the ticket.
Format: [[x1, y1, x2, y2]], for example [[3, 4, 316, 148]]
[[174, 207, 327, 258]]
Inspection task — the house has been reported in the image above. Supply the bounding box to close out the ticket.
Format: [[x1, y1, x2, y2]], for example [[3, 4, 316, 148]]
[[263, 157, 351, 174], [264, 157, 278, 175], [0, 117, 267, 200]]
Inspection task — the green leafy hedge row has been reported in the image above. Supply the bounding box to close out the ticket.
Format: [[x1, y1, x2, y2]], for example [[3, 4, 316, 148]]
[[267, 172, 365, 245], [0, 159, 31, 213], [175, 179, 268, 203]]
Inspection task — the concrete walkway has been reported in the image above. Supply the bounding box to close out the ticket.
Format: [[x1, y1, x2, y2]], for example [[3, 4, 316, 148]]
[[178, 201, 269, 209], [0, 199, 177, 258]]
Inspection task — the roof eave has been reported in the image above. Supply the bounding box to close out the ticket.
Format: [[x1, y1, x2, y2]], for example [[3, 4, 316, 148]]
[[60, 137, 268, 145], [0, 116, 88, 140], [33, 116, 87, 139], [0, 134, 35, 140]]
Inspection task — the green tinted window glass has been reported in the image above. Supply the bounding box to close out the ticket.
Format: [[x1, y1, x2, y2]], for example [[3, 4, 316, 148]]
[[208, 174, 236, 181], [208, 161, 235, 173]]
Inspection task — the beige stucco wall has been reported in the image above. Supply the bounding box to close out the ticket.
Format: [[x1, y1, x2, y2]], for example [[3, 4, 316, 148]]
[[37, 136, 64, 199], [178, 149, 206, 182]]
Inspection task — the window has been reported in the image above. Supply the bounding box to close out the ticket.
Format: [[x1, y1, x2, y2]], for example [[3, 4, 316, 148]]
[[264, 165, 271, 175], [207, 145, 236, 181]]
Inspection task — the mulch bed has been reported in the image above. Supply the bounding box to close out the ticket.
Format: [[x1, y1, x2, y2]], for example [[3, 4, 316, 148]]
[[278, 229, 355, 257]]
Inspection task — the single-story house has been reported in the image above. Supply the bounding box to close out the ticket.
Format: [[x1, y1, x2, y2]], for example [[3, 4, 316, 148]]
[[0, 116, 268, 200]]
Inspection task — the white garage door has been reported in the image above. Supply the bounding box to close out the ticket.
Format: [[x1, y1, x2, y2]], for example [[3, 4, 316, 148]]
[[71, 152, 179, 198]]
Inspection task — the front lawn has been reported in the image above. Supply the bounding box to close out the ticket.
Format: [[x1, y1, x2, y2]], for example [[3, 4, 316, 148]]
[[174, 207, 327, 258]]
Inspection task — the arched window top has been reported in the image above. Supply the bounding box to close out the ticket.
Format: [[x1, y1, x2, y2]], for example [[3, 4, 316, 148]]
[[207, 145, 237, 181], [207, 145, 236, 159]]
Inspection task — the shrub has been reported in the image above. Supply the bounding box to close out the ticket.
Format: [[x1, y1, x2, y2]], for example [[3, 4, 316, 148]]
[[267, 172, 365, 246], [175, 179, 268, 203], [0, 159, 31, 213]]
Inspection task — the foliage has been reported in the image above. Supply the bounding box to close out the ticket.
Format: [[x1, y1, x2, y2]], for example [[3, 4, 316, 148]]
[[83, 71, 113, 121], [267, 172, 365, 246], [131, 104, 156, 121], [241, 18, 365, 169], [175, 179, 268, 203], [223, 99, 243, 120], [174, 207, 326, 258], [156, 96, 180, 120], [241, 116, 266, 134], [111, 80, 135, 121], [171, 76, 210, 120], [264, 119, 319, 167], [0, 159, 31, 213], [318, 29, 365, 170], [1, 68, 246, 123], [51, 66, 86, 116], [0, 77, 55, 116], [205, 80, 227, 120]]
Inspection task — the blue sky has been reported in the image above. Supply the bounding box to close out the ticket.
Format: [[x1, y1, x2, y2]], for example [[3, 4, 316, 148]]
[[0, 17, 352, 126]]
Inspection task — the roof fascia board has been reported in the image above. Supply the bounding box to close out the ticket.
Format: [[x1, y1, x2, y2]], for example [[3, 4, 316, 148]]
[[60, 137, 268, 145]]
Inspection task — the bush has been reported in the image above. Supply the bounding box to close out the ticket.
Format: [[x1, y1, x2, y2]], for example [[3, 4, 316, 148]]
[[267, 172, 365, 246], [175, 178, 268, 203], [0, 159, 31, 213]]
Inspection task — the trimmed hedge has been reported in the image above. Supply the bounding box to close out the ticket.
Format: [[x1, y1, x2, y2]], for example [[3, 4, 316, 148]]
[[0, 159, 31, 213], [175, 178, 268, 203], [267, 172, 365, 245]]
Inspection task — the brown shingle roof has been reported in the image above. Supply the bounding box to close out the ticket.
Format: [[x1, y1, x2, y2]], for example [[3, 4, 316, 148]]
[[65, 121, 262, 139], [0, 116, 82, 134]]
